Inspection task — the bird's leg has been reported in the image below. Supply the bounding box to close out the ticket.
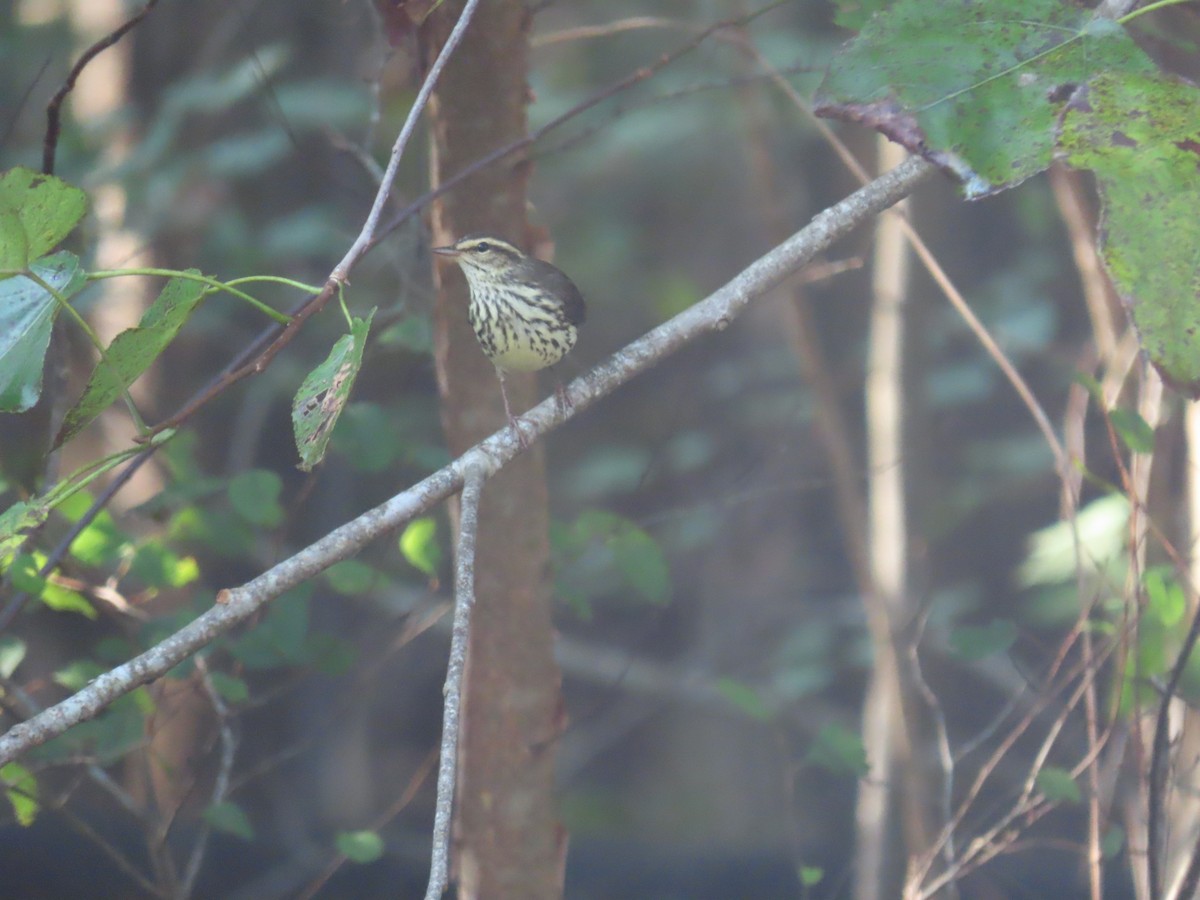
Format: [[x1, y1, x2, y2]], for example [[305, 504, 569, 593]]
[[496, 369, 530, 448]]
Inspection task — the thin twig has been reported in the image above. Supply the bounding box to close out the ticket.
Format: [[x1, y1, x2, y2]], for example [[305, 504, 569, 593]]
[[424, 461, 486, 900], [297, 748, 438, 900], [178, 657, 238, 899], [0, 155, 936, 766], [3, 56, 50, 150], [53, 799, 167, 898], [532, 16, 691, 47], [915, 644, 1119, 897], [0, 446, 156, 633], [1051, 166, 1106, 900], [333, 0, 482, 280], [43, 0, 162, 175], [907, 610, 959, 873], [908, 616, 1124, 891], [0, 677, 145, 825]]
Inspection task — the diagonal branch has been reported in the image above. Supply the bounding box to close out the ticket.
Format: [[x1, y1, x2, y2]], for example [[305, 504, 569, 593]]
[[0, 154, 936, 767]]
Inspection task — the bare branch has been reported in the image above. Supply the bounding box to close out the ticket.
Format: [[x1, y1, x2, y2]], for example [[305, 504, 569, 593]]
[[425, 461, 487, 900]]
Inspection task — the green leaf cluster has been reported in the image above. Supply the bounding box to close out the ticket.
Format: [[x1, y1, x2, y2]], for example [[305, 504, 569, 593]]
[[818, 0, 1200, 393], [552, 510, 671, 618]]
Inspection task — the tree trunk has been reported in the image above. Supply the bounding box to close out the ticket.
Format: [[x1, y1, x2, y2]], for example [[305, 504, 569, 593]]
[[422, 4, 565, 898]]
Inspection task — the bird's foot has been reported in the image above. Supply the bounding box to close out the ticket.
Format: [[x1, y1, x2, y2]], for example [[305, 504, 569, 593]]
[[554, 382, 573, 419], [509, 415, 532, 449]]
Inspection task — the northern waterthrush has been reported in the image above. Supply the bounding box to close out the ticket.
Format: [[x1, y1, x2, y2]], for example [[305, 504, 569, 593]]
[[433, 234, 586, 443]]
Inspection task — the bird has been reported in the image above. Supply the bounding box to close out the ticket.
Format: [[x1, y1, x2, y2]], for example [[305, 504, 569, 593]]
[[432, 233, 586, 444]]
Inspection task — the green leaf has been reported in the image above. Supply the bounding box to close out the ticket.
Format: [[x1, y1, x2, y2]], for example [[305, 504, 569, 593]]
[[273, 80, 372, 131], [335, 829, 385, 863], [715, 677, 774, 721], [814, 0, 1155, 197], [56, 273, 207, 446], [1102, 824, 1125, 859], [1061, 73, 1200, 396], [649, 271, 702, 321], [262, 207, 348, 259], [378, 316, 432, 354], [566, 446, 652, 500], [1036, 766, 1081, 804], [38, 581, 96, 619], [610, 525, 670, 605], [94, 637, 132, 663], [325, 559, 377, 595], [131, 686, 156, 716], [69, 510, 127, 566], [54, 660, 105, 691], [227, 469, 284, 528], [0, 251, 85, 412], [399, 517, 441, 578], [301, 632, 357, 676], [949, 619, 1018, 660], [330, 402, 402, 473], [56, 490, 95, 522], [799, 865, 824, 887], [1137, 615, 1169, 680], [805, 724, 869, 778], [129, 543, 200, 589], [0, 636, 27, 679], [293, 310, 374, 471], [1108, 408, 1155, 454], [202, 130, 291, 178], [228, 587, 311, 669], [34, 690, 148, 764], [1144, 567, 1185, 628], [0, 501, 49, 558], [203, 801, 255, 840], [7, 552, 45, 594], [0, 206, 28, 273], [207, 671, 249, 704], [2, 761, 39, 827], [1018, 494, 1128, 587], [1072, 371, 1103, 401], [0, 167, 88, 266], [169, 507, 254, 558], [554, 510, 672, 609]]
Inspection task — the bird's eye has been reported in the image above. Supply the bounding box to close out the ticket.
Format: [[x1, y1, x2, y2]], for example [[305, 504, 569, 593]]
[[473, 242, 490, 253]]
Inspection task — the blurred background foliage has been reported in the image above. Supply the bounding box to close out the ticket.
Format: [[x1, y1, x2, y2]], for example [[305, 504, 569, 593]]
[[1, 0, 1194, 897]]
